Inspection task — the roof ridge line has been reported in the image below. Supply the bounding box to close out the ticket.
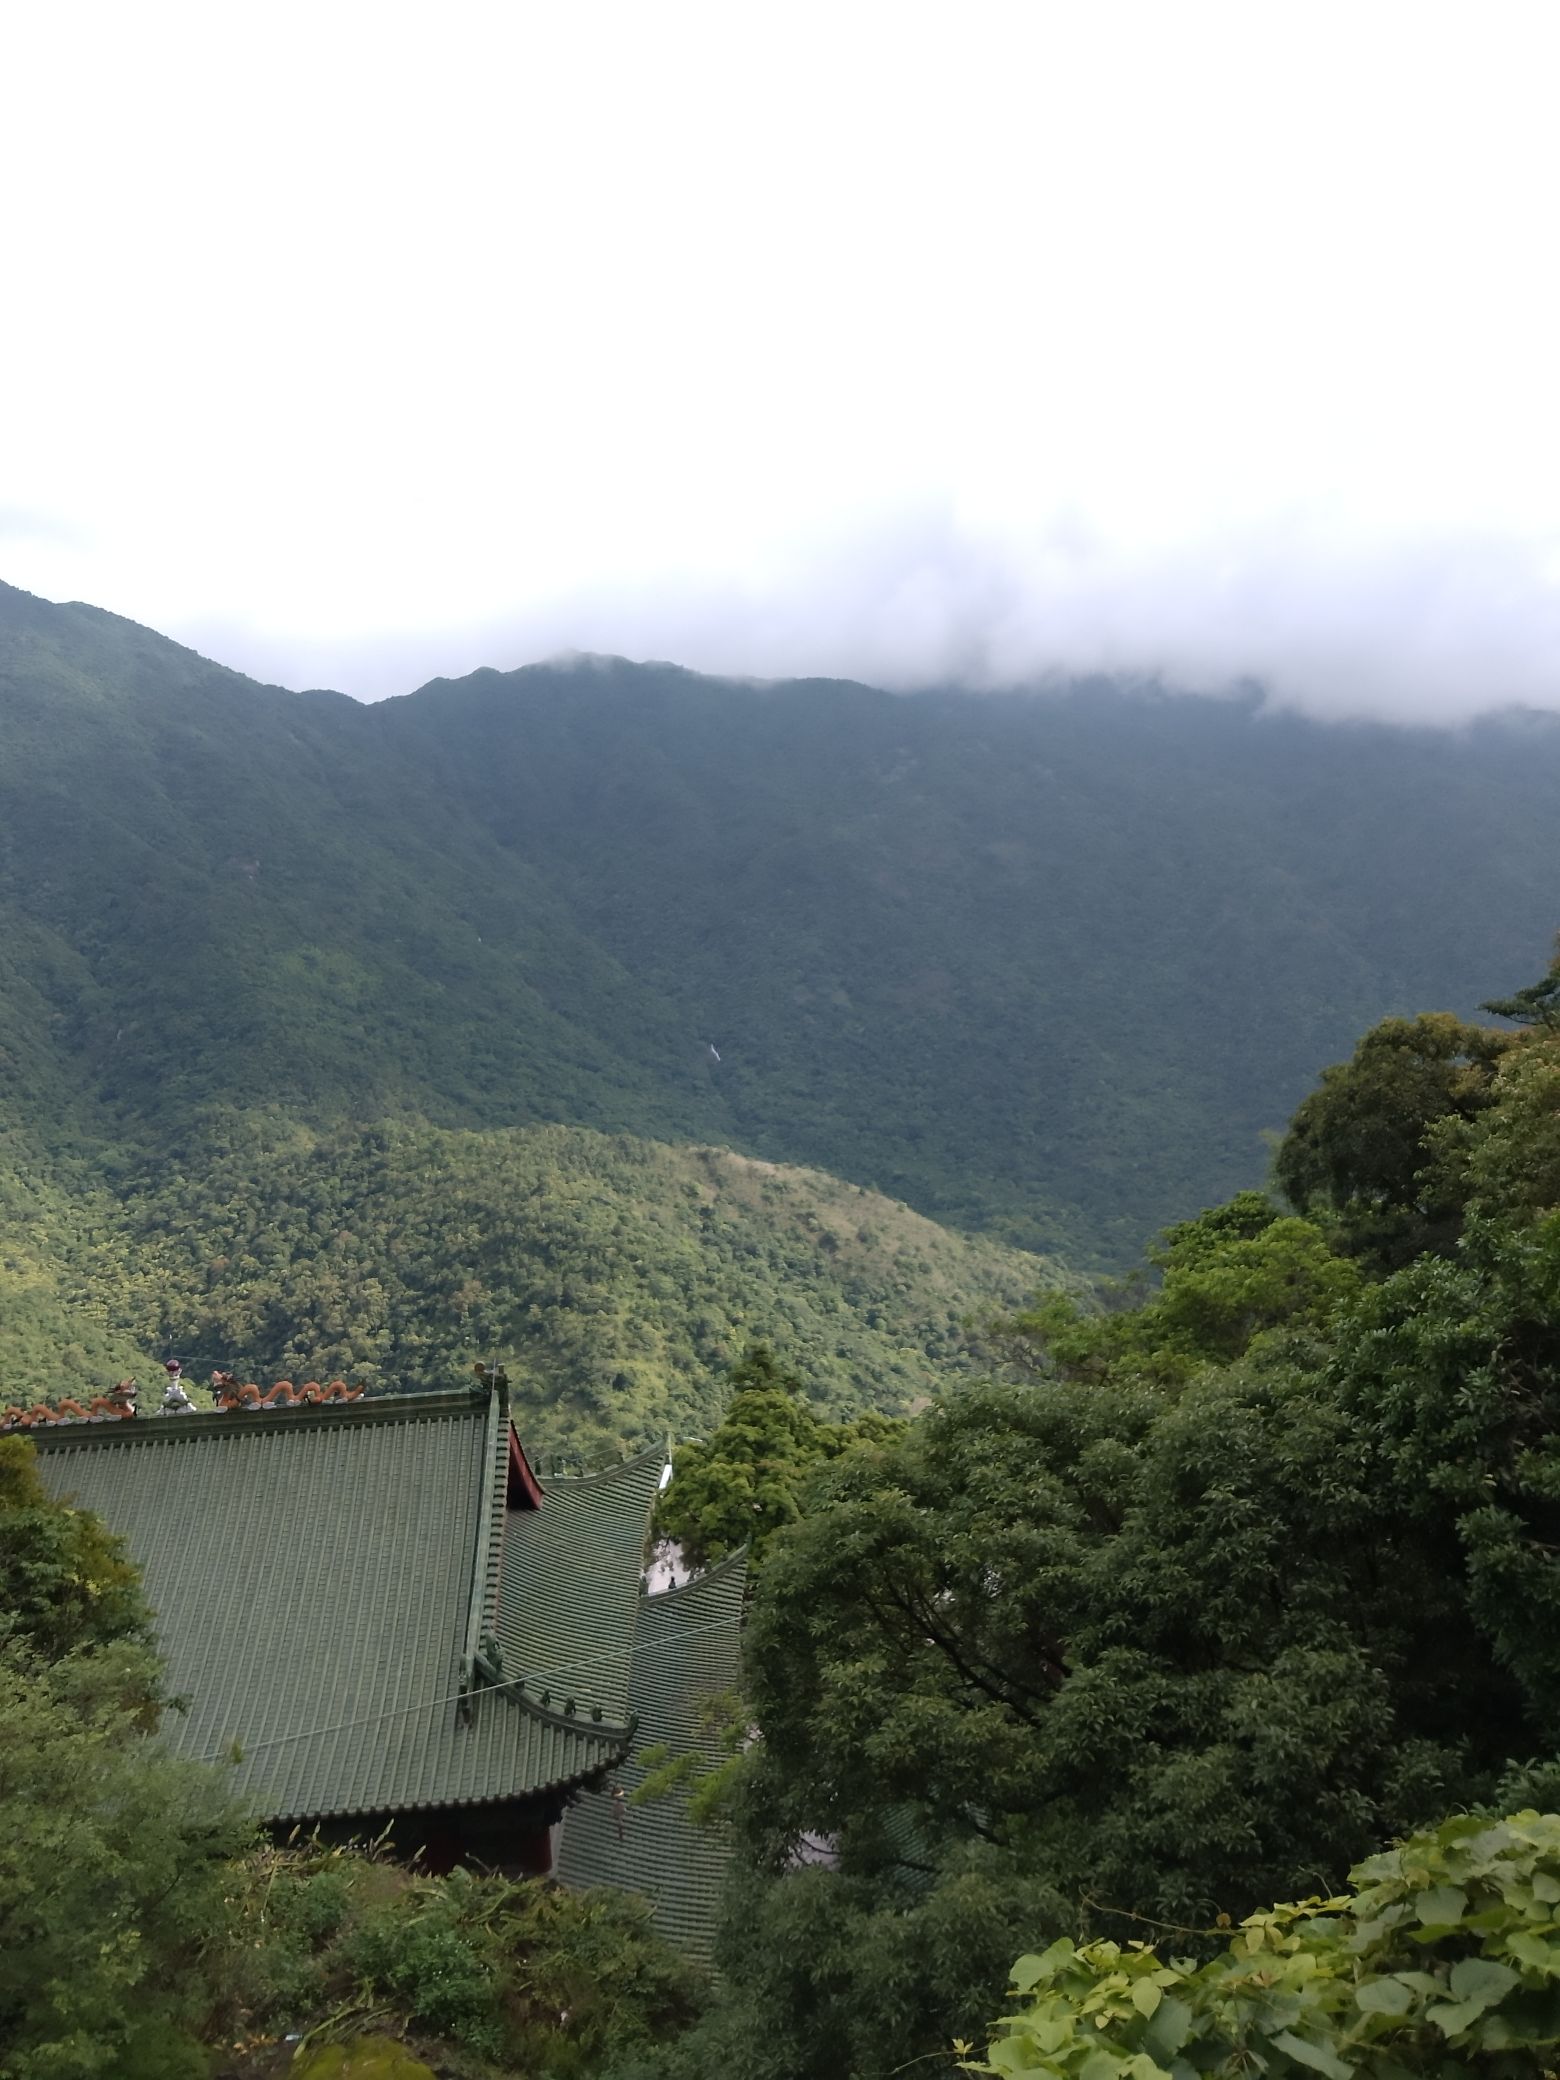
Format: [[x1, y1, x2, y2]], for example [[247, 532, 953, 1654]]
[[541, 1442, 667, 1489], [645, 1545, 750, 1606], [25, 1387, 487, 1449], [460, 1385, 511, 1702]]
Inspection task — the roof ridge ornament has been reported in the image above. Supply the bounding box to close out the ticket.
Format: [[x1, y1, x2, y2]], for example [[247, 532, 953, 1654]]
[[4, 1371, 380, 1431], [1, 1379, 139, 1432], [210, 1373, 366, 1411]]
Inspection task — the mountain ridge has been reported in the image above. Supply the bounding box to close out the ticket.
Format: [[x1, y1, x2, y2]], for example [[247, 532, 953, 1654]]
[[5, 580, 1560, 1274]]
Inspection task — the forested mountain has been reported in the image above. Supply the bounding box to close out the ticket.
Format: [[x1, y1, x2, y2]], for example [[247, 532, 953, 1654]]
[[2, 1116, 1057, 1449], [380, 659, 1560, 1257], [17, 577, 1560, 2076], [6, 580, 1560, 1280]]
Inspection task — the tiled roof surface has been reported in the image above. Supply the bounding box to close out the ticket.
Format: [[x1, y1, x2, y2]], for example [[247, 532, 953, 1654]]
[[498, 1449, 664, 1722], [558, 1549, 749, 1963], [34, 1394, 630, 1820]]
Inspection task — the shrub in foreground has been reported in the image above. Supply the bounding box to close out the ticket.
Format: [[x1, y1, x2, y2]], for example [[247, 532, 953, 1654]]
[[971, 1810, 1560, 2078]]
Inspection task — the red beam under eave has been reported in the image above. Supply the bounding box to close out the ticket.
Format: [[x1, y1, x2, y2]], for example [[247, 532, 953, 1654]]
[[508, 1426, 545, 1510]]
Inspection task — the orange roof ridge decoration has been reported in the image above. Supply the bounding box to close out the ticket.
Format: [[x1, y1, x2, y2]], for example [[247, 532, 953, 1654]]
[[2, 1373, 372, 1434], [1, 1381, 140, 1432], [210, 1372, 367, 1410]]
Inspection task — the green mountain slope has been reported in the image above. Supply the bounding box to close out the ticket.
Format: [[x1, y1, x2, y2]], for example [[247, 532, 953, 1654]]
[[0, 583, 714, 1159], [0, 1118, 1061, 1449], [5, 579, 1560, 1272], [374, 657, 1560, 1257]]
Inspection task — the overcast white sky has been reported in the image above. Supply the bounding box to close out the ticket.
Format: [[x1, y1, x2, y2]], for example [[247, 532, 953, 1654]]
[[3, 1, 1558, 717]]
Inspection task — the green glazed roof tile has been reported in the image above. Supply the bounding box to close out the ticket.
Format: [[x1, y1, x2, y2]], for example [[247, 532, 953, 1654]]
[[498, 1447, 663, 1721], [34, 1393, 631, 1820], [557, 1548, 749, 1962]]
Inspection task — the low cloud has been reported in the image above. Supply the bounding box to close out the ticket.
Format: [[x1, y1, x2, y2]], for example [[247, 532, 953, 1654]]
[[6, 7, 1559, 728], [170, 511, 1560, 726]]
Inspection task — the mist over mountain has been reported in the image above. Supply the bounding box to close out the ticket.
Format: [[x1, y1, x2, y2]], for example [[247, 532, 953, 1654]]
[[4, 578, 1560, 1282]]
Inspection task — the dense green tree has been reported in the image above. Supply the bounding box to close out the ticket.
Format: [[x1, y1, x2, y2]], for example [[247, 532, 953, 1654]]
[[1329, 1209, 1560, 1730], [1274, 1012, 1509, 1269], [0, 1435, 150, 1662], [654, 1342, 901, 1570], [1431, 1024, 1560, 1228], [0, 1641, 247, 2080], [0, 1440, 247, 2078], [681, 1142, 1560, 2075], [735, 1365, 1507, 1928], [653, 1851, 1064, 2080], [655, 1345, 826, 1570], [997, 1193, 1360, 1387], [1482, 932, 1560, 1028]]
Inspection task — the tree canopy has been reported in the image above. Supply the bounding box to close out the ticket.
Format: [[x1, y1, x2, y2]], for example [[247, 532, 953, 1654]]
[[1482, 933, 1560, 1029], [1274, 1012, 1509, 1269], [0, 1434, 150, 1662], [654, 1342, 902, 1571], [995, 1192, 1361, 1386], [0, 1119, 1058, 1448], [662, 989, 1560, 2079], [0, 1440, 247, 2077]]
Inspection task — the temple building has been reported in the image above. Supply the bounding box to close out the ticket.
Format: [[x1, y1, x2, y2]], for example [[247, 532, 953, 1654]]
[[30, 1375, 744, 1960]]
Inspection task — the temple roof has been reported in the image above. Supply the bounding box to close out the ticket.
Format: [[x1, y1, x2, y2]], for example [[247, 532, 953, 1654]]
[[557, 1547, 750, 1962], [33, 1388, 656, 1822], [500, 1451, 665, 1722]]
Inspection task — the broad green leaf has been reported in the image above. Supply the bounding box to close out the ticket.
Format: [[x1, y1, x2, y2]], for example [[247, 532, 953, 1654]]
[[1030, 2012, 1072, 2054], [1425, 1998, 1484, 2037], [1448, 1956, 1518, 2009], [1141, 1996, 1194, 2061], [1414, 1885, 1467, 1928], [1080, 2051, 1124, 2080], [1351, 1852, 1398, 1881], [1013, 1940, 1075, 1993], [1355, 1978, 1413, 2015], [1270, 2028, 1353, 2079], [1130, 1980, 1163, 2018], [1505, 1929, 1560, 1973], [1462, 1906, 1512, 1934], [1391, 1972, 1439, 1997], [987, 2031, 1043, 2076], [1480, 2010, 1516, 2052]]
